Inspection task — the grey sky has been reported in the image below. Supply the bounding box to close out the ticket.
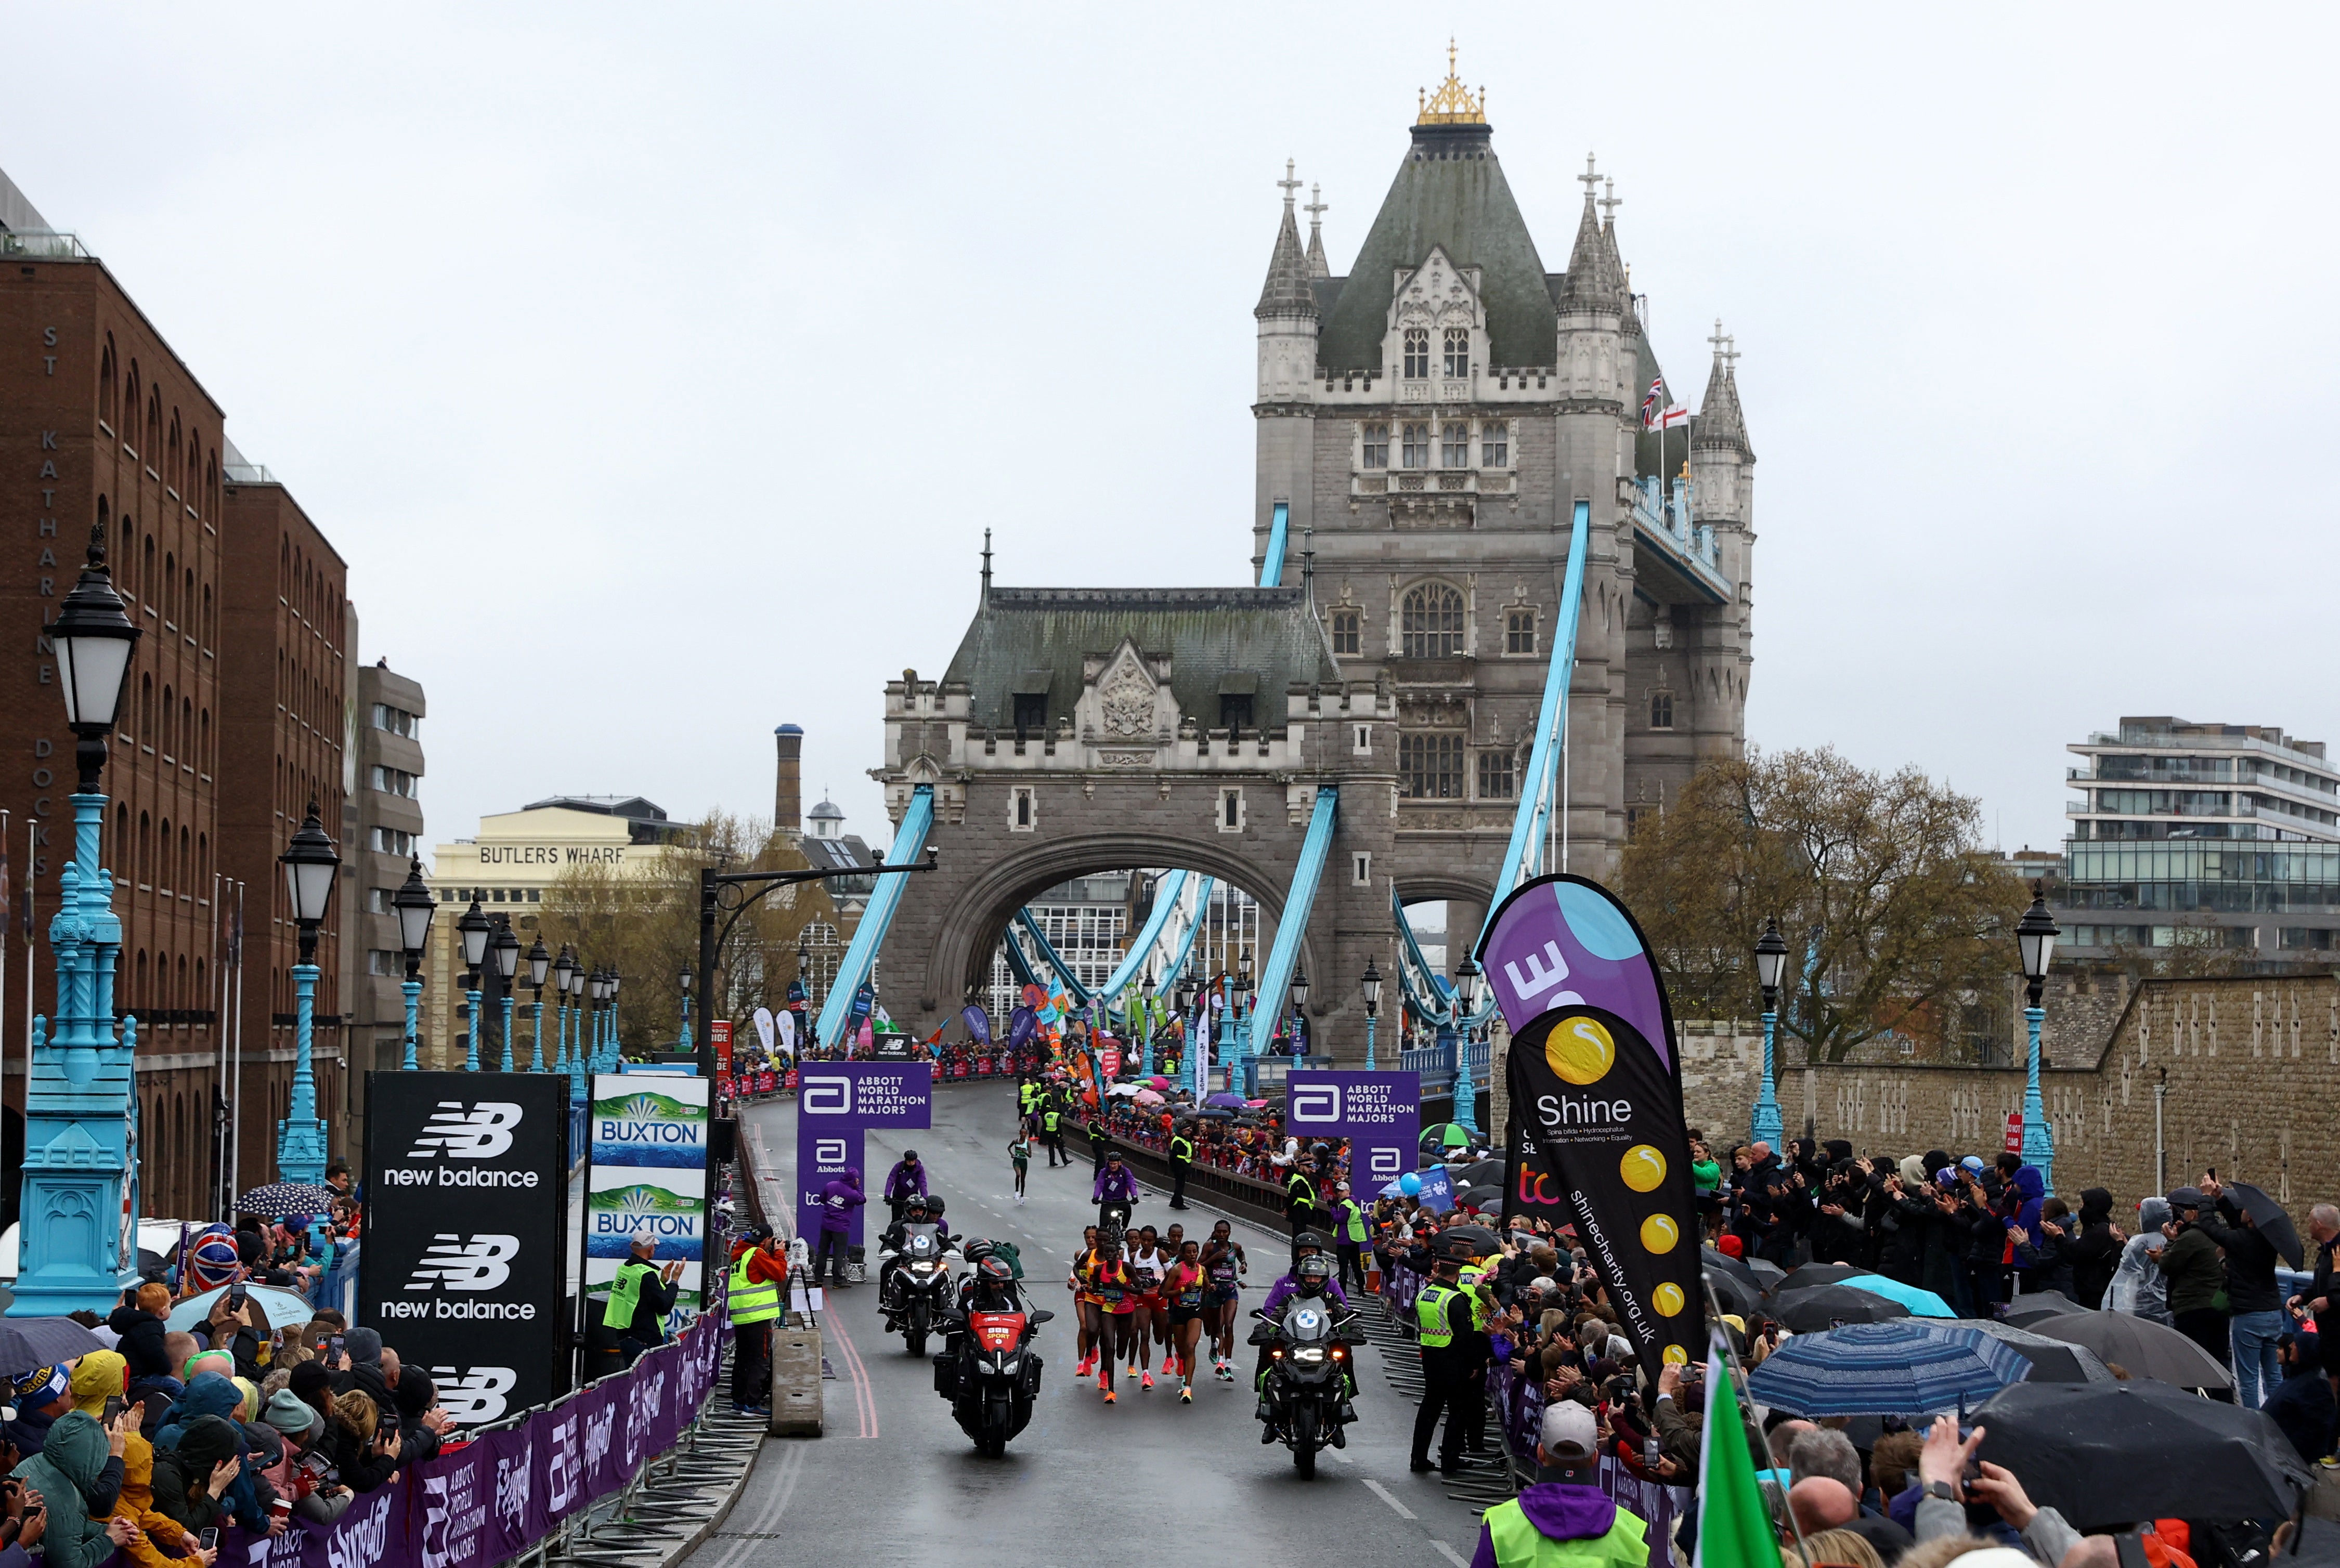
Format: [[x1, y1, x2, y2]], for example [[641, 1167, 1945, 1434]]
[[7, 5, 2332, 863]]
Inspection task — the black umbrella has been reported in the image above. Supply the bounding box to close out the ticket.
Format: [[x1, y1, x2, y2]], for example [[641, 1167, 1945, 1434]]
[[1998, 1290, 2086, 1326], [1455, 1184, 1501, 1212], [0, 1317, 105, 1379], [2228, 1181, 2305, 1270], [1972, 1379, 2310, 1528], [1745, 1258, 1788, 1287], [1702, 1246, 1764, 1291], [1455, 1160, 1506, 1189], [2022, 1310, 2233, 1391], [1960, 1319, 2114, 1384], [1773, 1262, 1868, 1293], [1775, 1286, 1911, 1335], [1705, 1269, 1766, 1320], [1438, 1222, 1501, 1252]]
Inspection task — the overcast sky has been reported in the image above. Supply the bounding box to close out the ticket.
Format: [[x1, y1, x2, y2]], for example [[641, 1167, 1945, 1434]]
[[8, 5, 2334, 865]]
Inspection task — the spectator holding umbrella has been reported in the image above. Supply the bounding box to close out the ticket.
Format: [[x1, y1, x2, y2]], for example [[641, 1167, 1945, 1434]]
[[2157, 1186, 2230, 1392], [2195, 1173, 2283, 1407]]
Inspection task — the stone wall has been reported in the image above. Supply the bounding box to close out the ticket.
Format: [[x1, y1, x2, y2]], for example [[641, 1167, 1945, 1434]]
[[1491, 974, 2340, 1216]]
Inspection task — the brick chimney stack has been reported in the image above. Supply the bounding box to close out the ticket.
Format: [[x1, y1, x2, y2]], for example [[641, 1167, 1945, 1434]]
[[774, 724, 803, 834]]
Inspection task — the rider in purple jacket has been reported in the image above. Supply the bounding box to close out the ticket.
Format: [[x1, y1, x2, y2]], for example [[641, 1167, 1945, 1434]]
[[1260, 1233, 1350, 1314], [1092, 1148, 1139, 1227], [814, 1167, 865, 1287]]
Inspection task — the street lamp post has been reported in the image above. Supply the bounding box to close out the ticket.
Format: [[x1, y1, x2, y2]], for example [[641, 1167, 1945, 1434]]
[[1451, 958, 1483, 1137], [491, 919, 521, 1071], [678, 964, 693, 1054], [457, 899, 490, 1070], [525, 937, 551, 1071], [1751, 918, 1789, 1148], [392, 859, 435, 1070], [1360, 958, 1383, 1071], [604, 970, 623, 1068], [2016, 883, 2061, 1192], [1288, 965, 1310, 1069], [551, 946, 577, 1076], [275, 804, 340, 1184], [14, 526, 141, 1316]]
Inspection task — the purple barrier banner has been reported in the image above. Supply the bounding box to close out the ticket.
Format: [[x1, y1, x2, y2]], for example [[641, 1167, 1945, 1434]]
[[1595, 1454, 1688, 1556], [1288, 1072, 1419, 1201], [191, 1312, 728, 1568]]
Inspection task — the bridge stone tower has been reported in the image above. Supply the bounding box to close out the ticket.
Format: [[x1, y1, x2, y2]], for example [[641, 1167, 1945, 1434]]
[[1253, 51, 1756, 937]]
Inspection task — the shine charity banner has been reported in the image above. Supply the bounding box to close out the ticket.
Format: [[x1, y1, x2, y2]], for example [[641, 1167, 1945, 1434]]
[[1286, 1071, 1419, 1204], [794, 1061, 932, 1245], [585, 1074, 711, 1318], [1480, 873, 1702, 1376]]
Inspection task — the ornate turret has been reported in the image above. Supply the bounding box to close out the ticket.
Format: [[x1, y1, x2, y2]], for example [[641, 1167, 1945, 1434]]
[[1304, 184, 1329, 279], [1693, 320, 1752, 459], [1557, 156, 1626, 316], [1255, 159, 1317, 321]]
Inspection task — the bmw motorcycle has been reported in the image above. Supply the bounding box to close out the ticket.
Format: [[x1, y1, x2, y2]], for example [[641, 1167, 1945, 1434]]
[[880, 1221, 959, 1356], [1249, 1298, 1359, 1478], [933, 1303, 1051, 1457]]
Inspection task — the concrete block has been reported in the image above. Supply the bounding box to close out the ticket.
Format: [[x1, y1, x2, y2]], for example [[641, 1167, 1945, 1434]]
[[769, 1318, 824, 1438]]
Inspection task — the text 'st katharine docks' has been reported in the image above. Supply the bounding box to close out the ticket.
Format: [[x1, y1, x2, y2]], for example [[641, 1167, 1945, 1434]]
[[1484, 874, 1702, 1377]]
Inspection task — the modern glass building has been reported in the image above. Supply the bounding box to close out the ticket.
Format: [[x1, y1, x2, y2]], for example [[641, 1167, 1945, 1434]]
[[2059, 717, 2340, 961]]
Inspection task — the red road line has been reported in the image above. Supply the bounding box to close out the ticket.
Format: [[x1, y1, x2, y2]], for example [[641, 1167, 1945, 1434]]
[[827, 1314, 878, 1438]]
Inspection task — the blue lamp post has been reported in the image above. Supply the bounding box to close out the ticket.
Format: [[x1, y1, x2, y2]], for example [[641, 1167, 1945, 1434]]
[[549, 945, 576, 1076], [524, 936, 551, 1070], [1451, 958, 1484, 1138], [678, 964, 694, 1054], [2016, 885, 2060, 1193], [456, 899, 490, 1070], [1361, 958, 1382, 1071], [275, 803, 340, 1184], [1287, 965, 1310, 1071], [391, 859, 435, 1070], [490, 918, 521, 1071], [600, 968, 623, 1070], [1750, 917, 1789, 1149], [13, 526, 142, 1316]]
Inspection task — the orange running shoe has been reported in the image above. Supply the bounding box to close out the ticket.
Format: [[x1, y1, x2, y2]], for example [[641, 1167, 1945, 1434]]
[[1102, 1388, 1117, 1404]]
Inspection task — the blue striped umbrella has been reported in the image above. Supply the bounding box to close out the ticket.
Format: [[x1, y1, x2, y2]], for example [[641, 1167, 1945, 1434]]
[[1748, 1320, 2030, 1417]]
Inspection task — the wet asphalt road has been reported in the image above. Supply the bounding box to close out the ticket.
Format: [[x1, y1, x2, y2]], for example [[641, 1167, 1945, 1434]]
[[687, 1080, 1496, 1568]]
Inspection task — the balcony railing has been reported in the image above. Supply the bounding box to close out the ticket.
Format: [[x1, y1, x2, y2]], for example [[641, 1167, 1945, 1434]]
[[1, 230, 89, 259]]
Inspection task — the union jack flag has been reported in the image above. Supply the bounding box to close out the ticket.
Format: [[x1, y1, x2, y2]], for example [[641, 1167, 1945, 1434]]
[[1640, 376, 1664, 428]]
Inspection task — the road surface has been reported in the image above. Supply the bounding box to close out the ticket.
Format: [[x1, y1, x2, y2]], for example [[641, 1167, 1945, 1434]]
[[692, 1079, 1498, 1568]]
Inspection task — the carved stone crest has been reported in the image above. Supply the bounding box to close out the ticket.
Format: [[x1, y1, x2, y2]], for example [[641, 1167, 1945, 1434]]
[[1097, 647, 1154, 738]]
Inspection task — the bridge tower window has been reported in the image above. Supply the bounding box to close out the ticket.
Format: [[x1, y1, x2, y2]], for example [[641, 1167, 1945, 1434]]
[[1443, 328, 1469, 378], [1403, 329, 1429, 378], [1400, 583, 1464, 658]]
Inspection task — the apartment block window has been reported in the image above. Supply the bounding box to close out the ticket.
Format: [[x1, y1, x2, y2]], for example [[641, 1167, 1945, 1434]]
[[370, 765, 418, 798], [372, 704, 418, 737], [1504, 608, 1537, 655], [367, 950, 402, 977], [366, 887, 396, 914], [1330, 609, 1361, 656], [1360, 423, 1389, 469], [1441, 422, 1470, 467], [1400, 582, 1464, 658], [2280, 927, 2336, 950], [1444, 328, 1470, 378], [370, 828, 413, 856], [1650, 690, 1674, 730], [1481, 421, 1509, 467], [1400, 422, 1430, 469], [1399, 733, 1465, 799], [1403, 329, 1429, 378], [1477, 749, 1516, 800]]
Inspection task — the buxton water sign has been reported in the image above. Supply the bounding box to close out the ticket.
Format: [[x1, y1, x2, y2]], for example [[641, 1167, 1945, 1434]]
[[584, 1074, 711, 1320]]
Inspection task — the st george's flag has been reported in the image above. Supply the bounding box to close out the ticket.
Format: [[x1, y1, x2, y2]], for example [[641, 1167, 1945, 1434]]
[[1641, 376, 1692, 431]]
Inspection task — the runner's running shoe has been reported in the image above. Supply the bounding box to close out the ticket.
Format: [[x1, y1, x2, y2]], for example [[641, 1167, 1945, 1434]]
[[1141, 1370, 1153, 1390], [1179, 1385, 1192, 1404]]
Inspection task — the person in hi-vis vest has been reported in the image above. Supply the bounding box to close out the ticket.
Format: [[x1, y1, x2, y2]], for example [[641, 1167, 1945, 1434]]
[[604, 1232, 682, 1368], [726, 1226, 788, 1414]]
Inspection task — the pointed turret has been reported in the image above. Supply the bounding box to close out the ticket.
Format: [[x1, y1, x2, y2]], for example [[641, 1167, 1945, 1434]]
[[1693, 322, 1752, 458], [1304, 184, 1330, 279], [1256, 160, 1317, 320], [1558, 164, 1625, 316]]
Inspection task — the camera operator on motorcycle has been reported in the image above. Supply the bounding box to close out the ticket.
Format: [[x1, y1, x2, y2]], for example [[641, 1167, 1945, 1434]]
[[1250, 1252, 1359, 1462], [1252, 1236, 1355, 1417], [877, 1193, 957, 1332], [1092, 1148, 1140, 1231]]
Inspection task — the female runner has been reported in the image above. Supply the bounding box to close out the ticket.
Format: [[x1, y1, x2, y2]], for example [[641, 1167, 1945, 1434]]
[[1067, 1224, 1100, 1377], [1200, 1219, 1248, 1382], [1079, 1228, 1138, 1402], [1162, 1238, 1209, 1403], [1126, 1226, 1169, 1390]]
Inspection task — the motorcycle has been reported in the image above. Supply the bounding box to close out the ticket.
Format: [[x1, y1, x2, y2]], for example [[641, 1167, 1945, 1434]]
[[934, 1304, 1052, 1457], [1249, 1298, 1359, 1478], [879, 1221, 960, 1355]]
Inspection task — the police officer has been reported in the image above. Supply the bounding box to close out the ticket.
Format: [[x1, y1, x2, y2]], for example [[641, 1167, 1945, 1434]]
[[1285, 1161, 1321, 1246], [1168, 1122, 1195, 1211], [1410, 1249, 1470, 1475], [1453, 1245, 1496, 1457], [1042, 1103, 1067, 1167]]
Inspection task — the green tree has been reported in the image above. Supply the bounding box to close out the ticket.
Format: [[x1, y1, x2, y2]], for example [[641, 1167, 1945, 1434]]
[[537, 811, 848, 1056], [1618, 747, 2029, 1063]]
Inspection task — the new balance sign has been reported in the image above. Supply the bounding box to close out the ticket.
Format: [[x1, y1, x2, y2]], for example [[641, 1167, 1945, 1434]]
[[363, 1074, 570, 1418]]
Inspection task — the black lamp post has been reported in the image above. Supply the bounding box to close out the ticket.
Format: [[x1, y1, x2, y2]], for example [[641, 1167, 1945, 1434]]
[[1451, 956, 1484, 1137], [457, 898, 490, 1071], [392, 857, 436, 1069], [1361, 957, 1383, 1069], [2014, 883, 2061, 1183], [490, 917, 521, 1070], [51, 524, 141, 793], [1288, 965, 1310, 1063], [679, 963, 694, 1052], [525, 935, 552, 1070]]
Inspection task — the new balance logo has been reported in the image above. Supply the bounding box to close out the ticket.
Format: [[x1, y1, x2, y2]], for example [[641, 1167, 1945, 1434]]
[[407, 1102, 523, 1159], [404, 1234, 520, 1291]]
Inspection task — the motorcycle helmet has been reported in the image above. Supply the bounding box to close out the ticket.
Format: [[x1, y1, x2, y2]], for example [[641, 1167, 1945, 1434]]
[[977, 1256, 1015, 1288], [904, 1193, 931, 1214], [962, 1238, 995, 1265], [924, 1195, 946, 1217], [1294, 1256, 1333, 1296], [902, 1150, 920, 1164], [1291, 1230, 1325, 1255]]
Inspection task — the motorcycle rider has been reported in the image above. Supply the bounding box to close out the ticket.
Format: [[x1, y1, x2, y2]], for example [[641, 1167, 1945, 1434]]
[[877, 1193, 955, 1325], [1253, 1233, 1353, 1413], [882, 1149, 930, 1226], [1093, 1147, 1140, 1230], [1253, 1253, 1356, 1441]]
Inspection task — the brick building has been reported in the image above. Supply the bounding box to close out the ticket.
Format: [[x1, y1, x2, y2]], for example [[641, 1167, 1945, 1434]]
[[2, 167, 387, 1220], [344, 659, 426, 1083]]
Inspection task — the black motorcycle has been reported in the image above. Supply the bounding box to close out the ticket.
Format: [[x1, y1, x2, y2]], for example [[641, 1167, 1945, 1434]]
[[880, 1222, 958, 1355], [1249, 1297, 1358, 1478], [933, 1302, 1051, 1457]]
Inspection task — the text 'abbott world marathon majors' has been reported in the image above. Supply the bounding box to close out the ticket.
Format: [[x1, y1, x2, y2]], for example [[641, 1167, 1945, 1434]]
[[362, 1073, 575, 1418]]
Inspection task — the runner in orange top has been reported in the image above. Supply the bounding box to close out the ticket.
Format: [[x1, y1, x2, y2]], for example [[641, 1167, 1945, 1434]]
[[1079, 1231, 1138, 1403], [1162, 1238, 1210, 1404]]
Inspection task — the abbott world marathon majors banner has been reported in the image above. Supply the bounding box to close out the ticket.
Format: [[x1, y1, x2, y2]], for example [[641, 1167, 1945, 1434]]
[[1479, 874, 1702, 1376], [1286, 1071, 1419, 1202], [587, 1074, 712, 1318], [361, 1074, 573, 1418], [795, 1062, 932, 1244]]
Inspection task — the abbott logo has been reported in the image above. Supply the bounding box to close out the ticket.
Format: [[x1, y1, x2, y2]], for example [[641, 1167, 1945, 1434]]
[[814, 1138, 847, 1165], [408, 1102, 524, 1159], [405, 1234, 520, 1291], [1289, 1083, 1341, 1124], [801, 1074, 851, 1115], [1367, 1146, 1405, 1178], [430, 1365, 519, 1422]]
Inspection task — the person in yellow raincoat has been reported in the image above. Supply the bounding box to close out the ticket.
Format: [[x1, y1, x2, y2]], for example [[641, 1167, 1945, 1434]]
[[68, 1352, 209, 1568]]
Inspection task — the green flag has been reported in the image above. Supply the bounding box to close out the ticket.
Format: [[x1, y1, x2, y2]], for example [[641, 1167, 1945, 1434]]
[[1695, 1339, 1782, 1568]]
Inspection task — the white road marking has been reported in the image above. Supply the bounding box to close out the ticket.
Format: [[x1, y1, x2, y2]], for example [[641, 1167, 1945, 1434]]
[[1362, 1478, 1417, 1519], [1431, 1541, 1468, 1567], [1328, 1449, 1355, 1464]]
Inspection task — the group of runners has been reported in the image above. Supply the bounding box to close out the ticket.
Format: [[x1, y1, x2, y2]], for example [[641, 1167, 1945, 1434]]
[[1064, 1218, 1256, 1404]]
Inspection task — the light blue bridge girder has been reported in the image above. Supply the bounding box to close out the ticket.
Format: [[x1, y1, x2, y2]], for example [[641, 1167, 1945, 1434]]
[[1246, 785, 1338, 1058], [814, 784, 934, 1049], [1258, 501, 1290, 589]]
